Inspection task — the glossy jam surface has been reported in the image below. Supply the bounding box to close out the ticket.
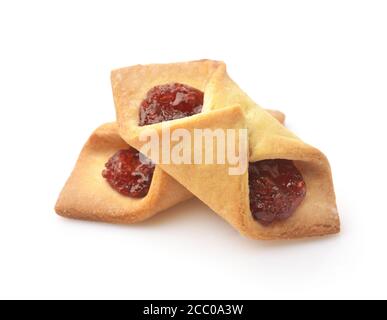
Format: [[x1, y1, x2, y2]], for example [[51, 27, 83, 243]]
[[102, 148, 155, 198], [249, 159, 306, 225], [139, 83, 204, 126]]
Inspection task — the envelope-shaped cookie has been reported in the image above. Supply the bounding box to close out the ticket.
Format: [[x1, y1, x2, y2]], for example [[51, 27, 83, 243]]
[[55, 123, 192, 223], [112, 60, 340, 239]]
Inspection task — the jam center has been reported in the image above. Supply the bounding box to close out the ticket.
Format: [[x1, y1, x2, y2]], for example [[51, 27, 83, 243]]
[[102, 148, 155, 198], [139, 83, 204, 126], [249, 159, 306, 225]]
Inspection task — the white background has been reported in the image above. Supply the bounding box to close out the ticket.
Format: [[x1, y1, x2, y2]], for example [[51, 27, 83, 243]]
[[0, 0, 386, 300]]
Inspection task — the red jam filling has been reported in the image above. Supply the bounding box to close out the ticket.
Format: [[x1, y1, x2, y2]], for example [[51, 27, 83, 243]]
[[103, 83, 204, 198], [102, 148, 155, 198], [249, 159, 306, 225], [139, 83, 204, 126]]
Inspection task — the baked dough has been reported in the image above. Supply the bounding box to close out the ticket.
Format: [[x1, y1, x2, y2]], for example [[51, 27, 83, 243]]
[[56, 108, 285, 223], [112, 60, 340, 239], [55, 123, 192, 223]]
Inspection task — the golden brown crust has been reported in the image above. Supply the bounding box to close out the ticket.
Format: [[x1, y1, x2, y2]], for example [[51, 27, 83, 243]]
[[113, 60, 340, 240], [55, 123, 192, 224]]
